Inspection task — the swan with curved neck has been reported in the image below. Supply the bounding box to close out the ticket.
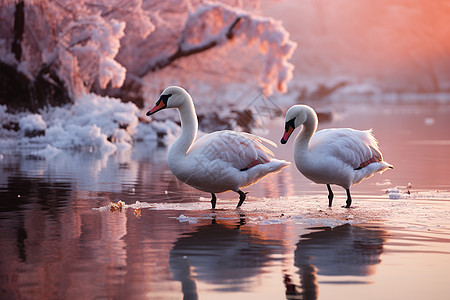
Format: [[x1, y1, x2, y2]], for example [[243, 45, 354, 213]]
[[281, 105, 393, 208], [147, 86, 290, 209]]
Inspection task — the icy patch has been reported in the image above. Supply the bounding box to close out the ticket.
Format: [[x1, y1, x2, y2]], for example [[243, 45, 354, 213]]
[[176, 214, 199, 224], [376, 179, 392, 186], [290, 216, 356, 228], [387, 186, 450, 200], [92, 196, 383, 228], [424, 117, 435, 126], [387, 187, 405, 199], [31, 145, 62, 158], [92, 191, 450, 232], [93, 200, 154, 212], [93, 200, 206, 212], [127, 201, 154, 209]]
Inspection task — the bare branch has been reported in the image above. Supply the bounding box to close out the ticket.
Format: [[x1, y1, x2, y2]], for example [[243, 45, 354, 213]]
[[140, 16, 242, 76]]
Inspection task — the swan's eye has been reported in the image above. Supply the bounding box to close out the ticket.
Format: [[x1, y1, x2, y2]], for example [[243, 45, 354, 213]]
[[285, 118, 296, 130], [159, 93, 172, 105]]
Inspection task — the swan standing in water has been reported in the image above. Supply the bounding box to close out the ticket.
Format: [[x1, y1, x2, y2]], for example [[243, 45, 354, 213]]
[[147, 86, 290, 209], [280, 105, 393, 208]]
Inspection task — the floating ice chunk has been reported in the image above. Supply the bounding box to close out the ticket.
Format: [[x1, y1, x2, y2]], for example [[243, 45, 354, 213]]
[[31, 145, 62, 158], [127, 201, 153, 209], [93, 205, 111, 212], [376, 179, 392, 186], [387, 187, 405, 199], [177, 214, 198, 224], [424, 117, 435, 126], [386, 185, 450, 200], [93, 200, 154, 212]]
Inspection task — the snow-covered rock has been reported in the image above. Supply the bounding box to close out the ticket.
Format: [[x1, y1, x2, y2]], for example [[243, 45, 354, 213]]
[[19, 114, 47, 137]]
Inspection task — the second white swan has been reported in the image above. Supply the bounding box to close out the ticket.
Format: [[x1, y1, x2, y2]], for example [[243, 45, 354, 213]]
[[147, 86, 290, 209], [281, 105, 393, 208]]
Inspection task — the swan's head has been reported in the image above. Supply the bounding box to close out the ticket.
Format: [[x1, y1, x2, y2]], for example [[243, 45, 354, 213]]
[[280, 105, 311, 144], [146, 86, 190, 116]]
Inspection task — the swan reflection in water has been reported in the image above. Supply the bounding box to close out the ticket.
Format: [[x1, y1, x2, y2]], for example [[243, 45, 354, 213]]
[[287, 224, 388, 299], [169, 215, 285, 299]]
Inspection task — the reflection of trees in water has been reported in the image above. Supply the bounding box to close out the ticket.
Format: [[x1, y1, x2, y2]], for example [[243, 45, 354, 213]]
[[287, 224, 387, 299], [0, 150, 164, 299], [0, 155, 74, 267], [169, 216, 285, 299]]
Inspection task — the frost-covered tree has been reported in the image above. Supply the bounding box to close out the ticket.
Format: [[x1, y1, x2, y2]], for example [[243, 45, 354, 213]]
[[0, 0, 296, 111]]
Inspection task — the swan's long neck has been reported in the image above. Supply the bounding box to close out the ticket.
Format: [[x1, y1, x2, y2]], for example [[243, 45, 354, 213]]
[[169, 96, 198, 157], [294, 107, 318, 153]]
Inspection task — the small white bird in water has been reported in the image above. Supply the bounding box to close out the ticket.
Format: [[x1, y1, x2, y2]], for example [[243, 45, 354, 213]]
[[280, 105, 393, 208], [147, 86, 290, 209]]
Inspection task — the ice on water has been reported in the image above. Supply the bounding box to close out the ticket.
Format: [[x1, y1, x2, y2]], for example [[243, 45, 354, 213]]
[[93, 190, 450, 232]]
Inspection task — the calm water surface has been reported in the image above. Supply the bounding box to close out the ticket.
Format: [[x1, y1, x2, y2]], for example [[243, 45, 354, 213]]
[[1, 103, 450, 299]]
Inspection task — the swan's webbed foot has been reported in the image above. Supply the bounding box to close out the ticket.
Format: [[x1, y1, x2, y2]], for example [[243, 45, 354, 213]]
[[326, 184, 334, 207], [211, 193, 217, 209], [345, 189, 352, 208], [236, 190, 248, 208]]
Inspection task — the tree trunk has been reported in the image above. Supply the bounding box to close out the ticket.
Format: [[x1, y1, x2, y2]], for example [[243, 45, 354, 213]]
[[12, 1, 25, 62]]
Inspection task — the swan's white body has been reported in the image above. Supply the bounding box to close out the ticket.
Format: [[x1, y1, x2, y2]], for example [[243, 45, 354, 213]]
[[281, 105, 393, 207], [147, 86, 290, 208], [169, 130, 288, 194]]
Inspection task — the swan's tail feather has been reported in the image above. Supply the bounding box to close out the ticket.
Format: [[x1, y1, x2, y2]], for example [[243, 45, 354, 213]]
[[352, 161, 393, 185], [241, 159, 291, 188], [268, 159, 291, 172], [381, 161, 394, 171]]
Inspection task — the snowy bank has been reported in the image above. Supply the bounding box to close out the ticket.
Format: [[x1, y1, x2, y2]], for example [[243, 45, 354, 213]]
[[0, 93, 179, 153]]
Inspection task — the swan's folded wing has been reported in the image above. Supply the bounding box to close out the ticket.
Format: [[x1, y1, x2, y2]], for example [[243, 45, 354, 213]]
[[189, 130, 275, 170], [311, 128, 383, 169]]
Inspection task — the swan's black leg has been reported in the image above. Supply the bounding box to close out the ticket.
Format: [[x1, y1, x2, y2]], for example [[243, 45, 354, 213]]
[[345, 189, 352, 208], [236, 190, 248, 208], [211, 193, 217, 209], [327, 184, 334, 207]]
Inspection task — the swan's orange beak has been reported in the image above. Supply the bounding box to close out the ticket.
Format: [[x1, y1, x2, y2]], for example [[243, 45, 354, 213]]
[[146, 101, 166, 116], [281, 118, 296, 144], [281, 126, 293, 144], [147, 93, 173, 116]]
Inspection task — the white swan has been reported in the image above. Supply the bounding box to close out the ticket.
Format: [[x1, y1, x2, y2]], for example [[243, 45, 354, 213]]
[[280, 105, 393, 208], [146, 86, 290, 209]]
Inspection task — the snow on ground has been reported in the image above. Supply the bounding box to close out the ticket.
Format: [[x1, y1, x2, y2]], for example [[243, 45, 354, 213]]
[[0, 93, 180, 153]]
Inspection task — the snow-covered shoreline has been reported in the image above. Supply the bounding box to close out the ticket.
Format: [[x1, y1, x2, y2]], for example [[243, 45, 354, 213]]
[[0, 93, 182, 154]]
